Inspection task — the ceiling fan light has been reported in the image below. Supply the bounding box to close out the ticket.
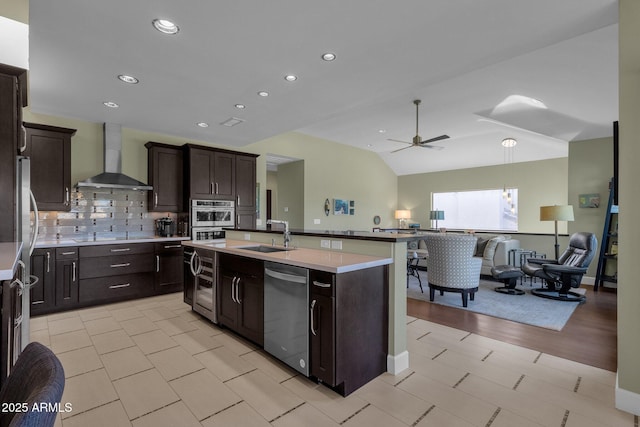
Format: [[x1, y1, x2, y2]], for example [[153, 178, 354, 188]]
[[152, 19, 179, 35]]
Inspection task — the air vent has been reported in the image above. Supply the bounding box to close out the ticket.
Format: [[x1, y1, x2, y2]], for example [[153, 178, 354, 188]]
[[220, 117, 245, 127]]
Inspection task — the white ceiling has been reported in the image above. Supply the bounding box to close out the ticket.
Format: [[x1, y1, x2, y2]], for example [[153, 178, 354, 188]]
[[28, 0, 619, 176]]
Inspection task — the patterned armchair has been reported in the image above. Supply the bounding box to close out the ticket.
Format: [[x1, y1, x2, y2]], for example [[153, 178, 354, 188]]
[[424, 233, 481, 307]]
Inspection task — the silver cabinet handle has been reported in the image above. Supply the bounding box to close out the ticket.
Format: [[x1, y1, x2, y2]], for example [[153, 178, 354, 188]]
[[164, 244, 182, 249], [72, 261, 76, 282], [230, 277, 237, 303], [237, 195, 240, 206], [235, 277, 241, 304], [312, 281, 331, 288], [310, 299, 317, 336], [110, 248, 131, 253], [20, 124, 27, 152], [65, 187, 70, 206], [215, 182, 219, 194], [110, 263, 131, 268], [154, 192, 158, 208], [210, 182, 214, 194], [109, 283, 131, 289], [189, 251, 198, 276], [46, 251, 51, 273], [156, 255, 160, 273], [61, 251, 76, 256]]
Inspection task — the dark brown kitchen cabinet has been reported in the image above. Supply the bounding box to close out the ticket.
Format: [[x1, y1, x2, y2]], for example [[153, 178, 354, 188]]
[[30, 248, 56, 315], [154, 242, 183, 293], [55, 247, 79, 309], [309, 266, 388, 396], [23, 122, 76, 212], [0, 64, 27, 242], [217, 253, 264, 346], [183, 247, 195, 306], [185, 145, 235, 201], [146, 142, 183, 212], [235, 154, 257, 228]]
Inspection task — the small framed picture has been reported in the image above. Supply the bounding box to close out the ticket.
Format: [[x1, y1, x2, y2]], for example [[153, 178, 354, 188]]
[[333, 199, 349, 215]]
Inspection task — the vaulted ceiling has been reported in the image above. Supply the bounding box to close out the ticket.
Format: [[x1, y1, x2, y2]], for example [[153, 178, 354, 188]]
[[28, 0, 618, 175]]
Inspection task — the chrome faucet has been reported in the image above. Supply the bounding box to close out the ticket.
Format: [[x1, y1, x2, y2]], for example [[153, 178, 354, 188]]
[[267, 219, 290, 248]]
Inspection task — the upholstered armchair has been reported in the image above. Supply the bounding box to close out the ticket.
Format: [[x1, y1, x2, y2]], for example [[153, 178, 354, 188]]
[[424, 233, 481, 307], [522, 232, 597, 302]]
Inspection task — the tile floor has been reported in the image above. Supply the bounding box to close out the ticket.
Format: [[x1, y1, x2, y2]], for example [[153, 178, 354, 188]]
[[29, 292, 635, 427]]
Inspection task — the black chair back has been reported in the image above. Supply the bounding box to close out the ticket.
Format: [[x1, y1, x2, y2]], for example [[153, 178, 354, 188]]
[[558, 232, 598, 268]]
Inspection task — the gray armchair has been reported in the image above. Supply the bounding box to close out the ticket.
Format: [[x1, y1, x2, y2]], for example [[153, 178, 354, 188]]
[[522, 232, 597, 302], [424, 233, 481, 307]]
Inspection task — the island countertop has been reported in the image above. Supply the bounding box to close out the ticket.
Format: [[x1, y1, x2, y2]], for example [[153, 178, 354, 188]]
[[0, 242, 23, 281], [34, 236, 189, 248], [183, 239, 393, 273]]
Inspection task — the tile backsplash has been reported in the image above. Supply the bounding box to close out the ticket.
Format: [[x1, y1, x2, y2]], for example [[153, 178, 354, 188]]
[[36, 188, 177, 241]]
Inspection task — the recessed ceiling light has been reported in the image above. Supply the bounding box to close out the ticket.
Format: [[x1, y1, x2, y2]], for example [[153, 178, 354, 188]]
[[117, 74, 139, 84], [197, 122, 209, 128], [501, 137, 517, 147], [378, 129, 386, 134], [284, 74, 298, 82], [235, 104, 246, 109], [257, 91, 269, 97], [103, 101, 119, 108], [321, 52, 336, 61], [152, 19, 179, 35]]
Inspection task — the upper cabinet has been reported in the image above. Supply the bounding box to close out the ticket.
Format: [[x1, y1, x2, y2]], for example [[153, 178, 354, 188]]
[[23, 122, 76, 212], [145, 142, 183, 212], [184, 144, 258, 228]]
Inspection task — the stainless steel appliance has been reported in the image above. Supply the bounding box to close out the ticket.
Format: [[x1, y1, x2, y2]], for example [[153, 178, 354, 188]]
[[191, 228, 225, 242], [186, 249, 218, 323], [191, 200, 234, 228], [155, 217, 175, 237], [16, 157, 38, 349], [264, 262, 309, 376], [1, 265, 24, 380]]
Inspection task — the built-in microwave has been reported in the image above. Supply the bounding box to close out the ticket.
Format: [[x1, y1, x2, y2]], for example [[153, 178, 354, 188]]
[[191, 200, 235, 228]]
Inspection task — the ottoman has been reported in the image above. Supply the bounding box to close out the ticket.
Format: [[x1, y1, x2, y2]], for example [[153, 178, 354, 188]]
[[491, 265, 524, 295]]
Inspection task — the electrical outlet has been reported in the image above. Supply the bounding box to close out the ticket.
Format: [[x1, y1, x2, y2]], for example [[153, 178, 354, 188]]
[[321, 240, 331, 248], [331, 240, 342, 250], [244, 233, 251, 240], [313, 218, 321, 225]]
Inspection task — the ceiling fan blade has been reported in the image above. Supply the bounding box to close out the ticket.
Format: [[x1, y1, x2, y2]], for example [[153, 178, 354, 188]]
[[417, 144, 444, 151], [421, 134, 450, 144], [387, 138, 412, 145], [391, 145, 414, 153]]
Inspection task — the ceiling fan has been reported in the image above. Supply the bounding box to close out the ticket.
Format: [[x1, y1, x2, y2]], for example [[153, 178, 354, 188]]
[[389, 99, 449, 153]]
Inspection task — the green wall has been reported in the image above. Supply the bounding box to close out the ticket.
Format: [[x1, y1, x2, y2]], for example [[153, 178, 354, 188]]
[[273, 160, 305, 228]]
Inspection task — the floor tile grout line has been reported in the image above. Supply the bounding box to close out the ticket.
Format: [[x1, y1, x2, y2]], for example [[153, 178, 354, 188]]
[[59, 398, 120, 421], [222, 368, 258, 383], [127, 398, 181, 422], [340, 403, 370, 425], [411, 404, 435, 427], [394, 371, 415, 387], [513, 374, 525, 391], [93, 343, 137, 356], [533, 352, 542, 364], [199, 399, 245, 423], [432, 348, 447, 360], [560, 409, 570, 427], [481, 350, 493, 361], [50, 343, 94, 356], [573, 376, 581, 392], [460, 332, 472, 341], [485, 407, 501, 427], [268, 401, 306, 424], [452, 372, 470, 388]]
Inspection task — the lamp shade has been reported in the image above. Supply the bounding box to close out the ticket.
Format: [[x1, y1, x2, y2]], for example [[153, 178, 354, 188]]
[[394, 210, 411, 220], [429, 210, 445, 220], [540, 205, 574, 222]]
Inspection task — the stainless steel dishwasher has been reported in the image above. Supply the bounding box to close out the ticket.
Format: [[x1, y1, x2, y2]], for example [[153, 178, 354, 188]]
[[264, 261, 309, 376]]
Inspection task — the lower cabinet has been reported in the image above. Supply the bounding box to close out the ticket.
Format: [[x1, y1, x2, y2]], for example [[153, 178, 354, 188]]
[[30, 248, 56, 315], [55, 247, 79, 309], [217, 253, 264, 346], [154, 243, 183, 294], [309, 266, 388, 396]]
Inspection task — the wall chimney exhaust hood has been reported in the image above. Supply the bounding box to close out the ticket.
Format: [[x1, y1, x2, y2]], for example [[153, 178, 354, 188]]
[[76, 123, 152, 191]]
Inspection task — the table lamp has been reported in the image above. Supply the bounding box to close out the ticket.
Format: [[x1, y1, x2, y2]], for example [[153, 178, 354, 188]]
[[429, 210, 445, 229], [394, 210, 411, 228], [540, 205, 574, 259]]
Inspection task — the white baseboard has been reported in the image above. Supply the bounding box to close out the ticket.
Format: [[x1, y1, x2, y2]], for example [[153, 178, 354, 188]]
[[387, 351, 409, 375], [616, 373, 640, 416], [582, 276, 595, 286]]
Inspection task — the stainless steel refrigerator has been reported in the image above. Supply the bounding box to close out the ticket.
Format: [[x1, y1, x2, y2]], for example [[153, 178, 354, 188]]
[[16, 156, 38, 349]]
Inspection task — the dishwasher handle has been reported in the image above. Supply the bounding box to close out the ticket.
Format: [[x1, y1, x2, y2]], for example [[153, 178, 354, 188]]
[[264, 268, 307, 284]]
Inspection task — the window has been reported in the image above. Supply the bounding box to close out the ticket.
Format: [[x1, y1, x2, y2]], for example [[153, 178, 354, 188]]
[[432, 188, 518, 231]]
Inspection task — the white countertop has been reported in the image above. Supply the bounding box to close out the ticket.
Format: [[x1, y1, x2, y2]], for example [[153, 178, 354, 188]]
[[0, 242, 23, 281], [183, 239, 393, 273], [35, 236, 189, 248]]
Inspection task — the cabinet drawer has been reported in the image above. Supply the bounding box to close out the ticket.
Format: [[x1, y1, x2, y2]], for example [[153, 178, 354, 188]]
[[154, 242, 184, 255], [309, 270, 335, 297], [80, 273, 153, 304], [80, 243, 154, 258], [79, 254, 154, 279], [219, 253, 263, 277], [55, 247, 79, 260]]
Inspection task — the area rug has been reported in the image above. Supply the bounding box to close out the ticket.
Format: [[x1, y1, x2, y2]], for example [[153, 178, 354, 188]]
[[407, 271, 584, 331]]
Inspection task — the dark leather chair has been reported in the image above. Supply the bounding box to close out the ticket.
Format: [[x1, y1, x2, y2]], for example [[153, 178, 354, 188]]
[[0, 342, 65, 427], [522, 232, 597, 303]]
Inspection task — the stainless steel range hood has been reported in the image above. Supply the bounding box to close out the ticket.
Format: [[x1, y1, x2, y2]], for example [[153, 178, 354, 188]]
[[76, 123, 152, 191]]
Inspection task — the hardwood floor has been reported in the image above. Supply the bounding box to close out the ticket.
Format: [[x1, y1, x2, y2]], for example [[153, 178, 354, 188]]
[[407, 285, 618, 372]]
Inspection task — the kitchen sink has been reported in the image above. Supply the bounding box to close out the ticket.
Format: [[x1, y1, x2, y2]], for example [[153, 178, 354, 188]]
[[240, 245, 291, 253]]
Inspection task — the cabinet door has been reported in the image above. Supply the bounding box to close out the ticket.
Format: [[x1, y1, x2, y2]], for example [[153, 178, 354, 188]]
[[30, 249, 56, 315], [155, 251, 184, 293], [217, 267, 238, 329], [213, 151, 235, 199], [237, 274, 264, 346], [23, 123, 75, 211], [189, 147, 215, 199], [235, 155, 256, 210], [183, 253, 194, 306], [56, 259, 79, 308], [236, 210, 256, 230], [147, 143, 183, 212], [310, 293, 335, 385]]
